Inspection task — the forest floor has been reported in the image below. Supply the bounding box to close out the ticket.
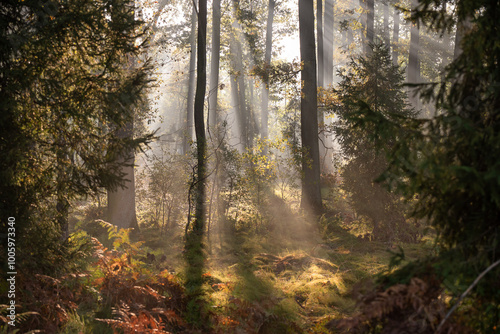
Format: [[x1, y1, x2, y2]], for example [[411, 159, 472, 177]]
[[129, 194, 434, 333], [58, 195, 434, 333]]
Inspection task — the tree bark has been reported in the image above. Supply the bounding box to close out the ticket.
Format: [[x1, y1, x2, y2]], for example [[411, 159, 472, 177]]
[[392, 6, 399, 65], [208, 0, 221, 133], [107, 121, 139, 230], [299, 0, 322, 214], [261, 0, 275, 148], [194, 0, 207, 231]]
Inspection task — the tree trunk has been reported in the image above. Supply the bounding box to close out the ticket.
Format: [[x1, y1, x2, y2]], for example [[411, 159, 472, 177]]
[[229, 5, 249, 151], [408, 0, 420, 109], [186, 0, 208, 325], [299, 0, 322, 215], [183, 6, 197, 154], [392, 6, 399, 65], [194, 0, 207, 232], [107, 121, 139, 230], [208, 0, 221, 133], [261, 0, 275, 149]]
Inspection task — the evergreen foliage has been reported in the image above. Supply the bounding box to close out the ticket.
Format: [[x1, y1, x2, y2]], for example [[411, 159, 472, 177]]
[[333, 43, 417, 241], [338, 0, 500, 331], [0, 0, 153, 274]]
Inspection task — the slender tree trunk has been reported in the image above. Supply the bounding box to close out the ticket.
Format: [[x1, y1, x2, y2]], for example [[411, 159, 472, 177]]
[[184, 6, 197, 154], [392, 6, 399, 65], [194, 0, 207, 232], [208, 0, 221, 133], [56, 146, 69, 240], [229, 4, 249, 151], [299, 0, 322, 215], [185, 0, 207, 326], [261, 0, 275, 149], [408, 0, 420, 109]]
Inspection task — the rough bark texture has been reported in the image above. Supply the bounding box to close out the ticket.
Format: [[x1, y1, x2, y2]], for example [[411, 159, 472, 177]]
[[208, 0, 221, 132], [299, 0, 322, 214], [261, 0, 275, 147], [392, 7, 399, 65], [107, 122, 139, 230], [184, 7, 197, 154]]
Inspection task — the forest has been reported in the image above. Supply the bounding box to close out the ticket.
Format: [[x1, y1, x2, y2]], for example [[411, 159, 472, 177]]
[[1, 0, 499, 332]]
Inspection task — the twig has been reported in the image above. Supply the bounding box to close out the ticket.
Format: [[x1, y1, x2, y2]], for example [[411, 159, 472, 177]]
[[435, 259, 500, 333]]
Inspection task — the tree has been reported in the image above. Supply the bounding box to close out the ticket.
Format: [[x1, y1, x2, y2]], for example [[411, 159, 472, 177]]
[[107, 121, 139, 230], [208, 0, 221, 132], [183, 5, 197, 154], [261, 0, 275, 147], [407, 0, 420, 109], [333, 43, 416, 241], [299, 0, 322, 214], [0, 0, 152, 272], [337, 0, 500, 330], [185, 0, 208, 327]]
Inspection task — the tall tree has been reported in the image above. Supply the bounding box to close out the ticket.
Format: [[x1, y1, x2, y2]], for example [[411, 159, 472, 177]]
[[208, 0, 221, 132], [299, 0, 322, 214], [185, 0, 208, 327], [183, 6, 197, 154], [0, 0, 152, 270], [107, 5, 145, 231], [392, 6, 400, 65], [407, 0, 420, 109], [261, 0, 275, 147], [229, 3, 250, 150], [107, 121, 139, 230], [193, 0, 208, 234]]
